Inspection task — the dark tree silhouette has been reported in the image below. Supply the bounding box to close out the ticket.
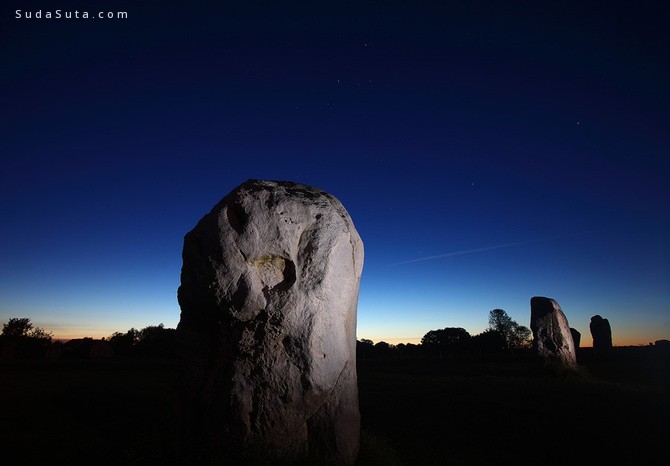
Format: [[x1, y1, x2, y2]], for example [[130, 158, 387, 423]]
[[356, 339, 403, 360], [421, 327, 470, 347], [421, 327, 471, 356], [136, 324, 177, 359], [356, 339, 375, 360], [108, 325, 177, 359], [1, 317, 52, 359], [470, 329, 506, 353], [2, 317, 52, 340], [373, 341, 394, 357], [487, 309, 531, 349], [108, 328, 139, 358], [394, 342, 421, 359]]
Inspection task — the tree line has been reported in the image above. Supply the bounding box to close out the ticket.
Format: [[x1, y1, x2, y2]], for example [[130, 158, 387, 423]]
[[358, 309, 532, 360], [0, 318, 176, 360], [1, 308, 531, 361]]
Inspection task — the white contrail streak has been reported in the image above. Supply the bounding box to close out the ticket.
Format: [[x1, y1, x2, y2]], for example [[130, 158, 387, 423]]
[[389, 232, 586, 266]]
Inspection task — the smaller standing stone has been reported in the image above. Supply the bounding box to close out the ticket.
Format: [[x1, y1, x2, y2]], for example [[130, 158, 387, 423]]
[[530, 297, 577, 366], [589, 315, 612, 350], [570, 328, 581, 350]]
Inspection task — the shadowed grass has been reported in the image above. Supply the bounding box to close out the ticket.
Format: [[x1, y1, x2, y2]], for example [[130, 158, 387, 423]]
[[357, 428, 404, 466], [1, 348, 667, 465]]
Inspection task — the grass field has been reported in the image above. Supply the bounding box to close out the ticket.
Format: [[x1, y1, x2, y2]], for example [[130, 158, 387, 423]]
[[1, 348, 667, 465]]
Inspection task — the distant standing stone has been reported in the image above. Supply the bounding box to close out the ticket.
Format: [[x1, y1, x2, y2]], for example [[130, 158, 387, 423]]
[[570, 328, 581, 349], [530, 297, 577, 366], [590, 315, 613, 350], [177, 179, 363, 464]]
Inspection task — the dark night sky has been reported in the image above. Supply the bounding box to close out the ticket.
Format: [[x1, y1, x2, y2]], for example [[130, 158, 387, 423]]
[[1, 1, 668, 344]]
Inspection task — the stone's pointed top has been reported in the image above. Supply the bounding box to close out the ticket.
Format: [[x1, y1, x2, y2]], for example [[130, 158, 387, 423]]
[[239, 179, 327, 193], [531, 296, 557, 304], [214, 179, 355, 221], [530, 296, 561, 319]]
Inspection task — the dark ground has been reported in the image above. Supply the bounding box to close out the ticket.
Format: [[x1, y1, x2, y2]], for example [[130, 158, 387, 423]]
[[1, 347, 667, 465]]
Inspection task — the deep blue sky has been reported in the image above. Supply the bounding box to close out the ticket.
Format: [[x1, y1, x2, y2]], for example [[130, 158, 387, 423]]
[[2, 1, 668, 344]]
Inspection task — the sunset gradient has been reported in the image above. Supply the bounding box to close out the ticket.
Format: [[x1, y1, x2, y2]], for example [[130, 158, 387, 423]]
[[2, 1, 668, 346]]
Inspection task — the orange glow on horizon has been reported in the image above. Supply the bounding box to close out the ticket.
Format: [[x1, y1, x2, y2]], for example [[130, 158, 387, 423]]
[[359, 333, 662, 348], [53, 331, 113, 341], [43, 323, 668, 347]]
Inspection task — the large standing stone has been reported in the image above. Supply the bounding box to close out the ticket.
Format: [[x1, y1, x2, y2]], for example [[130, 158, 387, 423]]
[[177, 180, 363, 464], [530, 297, 577, 366], [589, 315, 612, 350]]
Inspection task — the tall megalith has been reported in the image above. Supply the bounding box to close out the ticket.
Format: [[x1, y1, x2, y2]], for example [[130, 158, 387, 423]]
[[530, 297, 577, 366], [590, 315, 612, 350], [177, 180, 363, 464]]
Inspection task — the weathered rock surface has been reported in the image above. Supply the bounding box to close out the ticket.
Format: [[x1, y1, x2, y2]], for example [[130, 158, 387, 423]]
[[590, 315, 612, 350], [530, 297, 577, 366], [177, 179, 363, 464], [570, 328, 581, 349]]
